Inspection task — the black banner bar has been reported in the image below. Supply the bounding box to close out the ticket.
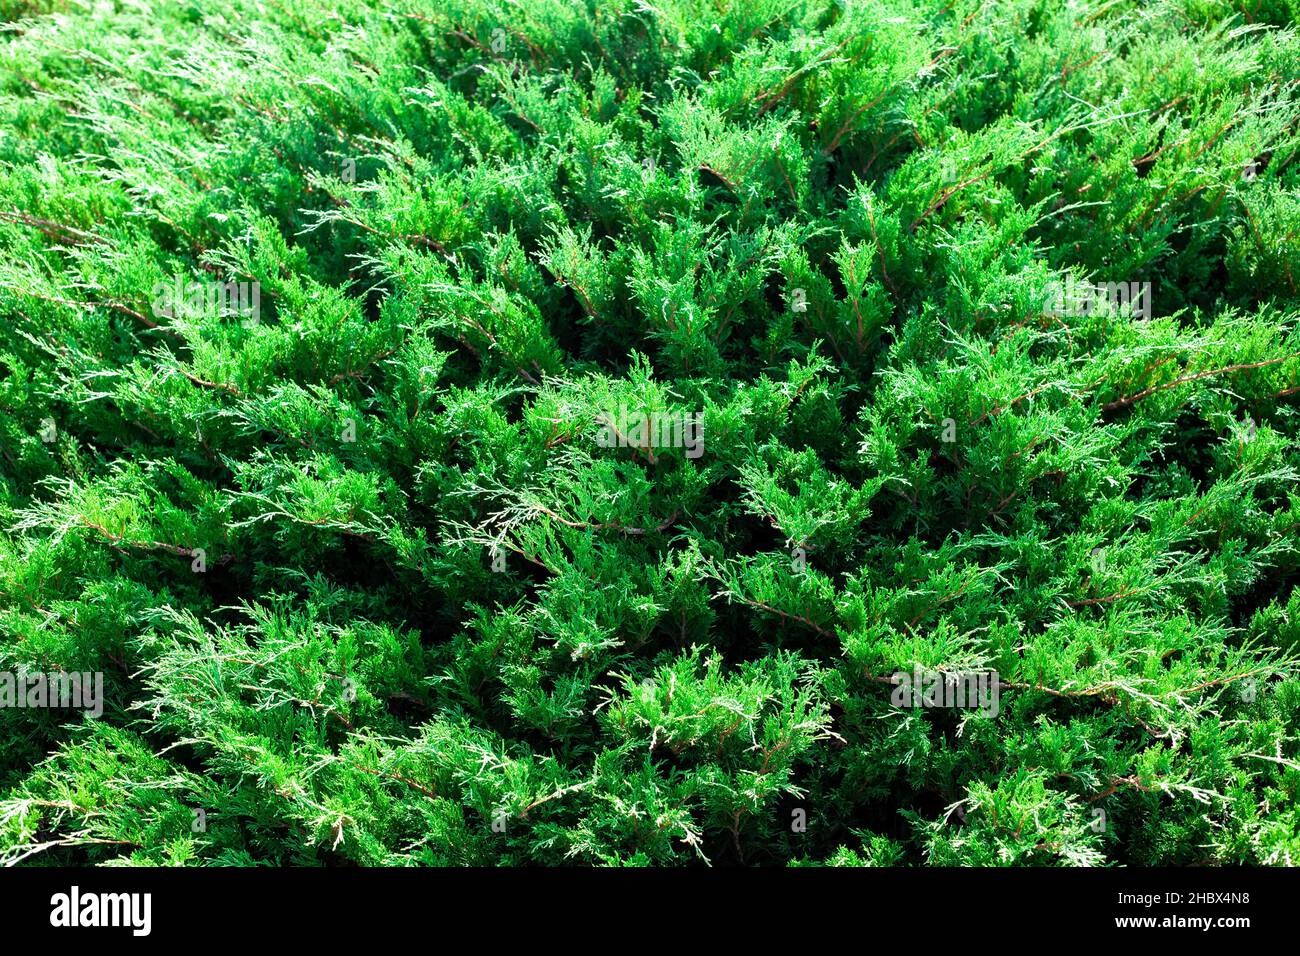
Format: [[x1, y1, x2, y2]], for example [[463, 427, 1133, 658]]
[[0, 866, 1286, 943]]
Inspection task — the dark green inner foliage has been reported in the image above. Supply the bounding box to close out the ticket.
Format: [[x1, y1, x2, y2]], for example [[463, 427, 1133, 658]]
[[1, 0, 1298, 866]]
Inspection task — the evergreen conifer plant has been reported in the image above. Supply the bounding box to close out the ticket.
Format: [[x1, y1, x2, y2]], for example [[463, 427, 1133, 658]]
[[0, 0, 1298, 867]]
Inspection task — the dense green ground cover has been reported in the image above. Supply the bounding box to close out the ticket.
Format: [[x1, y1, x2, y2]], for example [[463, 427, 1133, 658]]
[[0, 0, 1298, 866]]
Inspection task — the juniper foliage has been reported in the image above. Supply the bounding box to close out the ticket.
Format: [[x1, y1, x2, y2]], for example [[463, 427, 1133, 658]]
[[0, 0, 1298, 867]]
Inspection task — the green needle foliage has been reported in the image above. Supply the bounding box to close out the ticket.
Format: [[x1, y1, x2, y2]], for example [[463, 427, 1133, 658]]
[[0, 0, 1298, 867]]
